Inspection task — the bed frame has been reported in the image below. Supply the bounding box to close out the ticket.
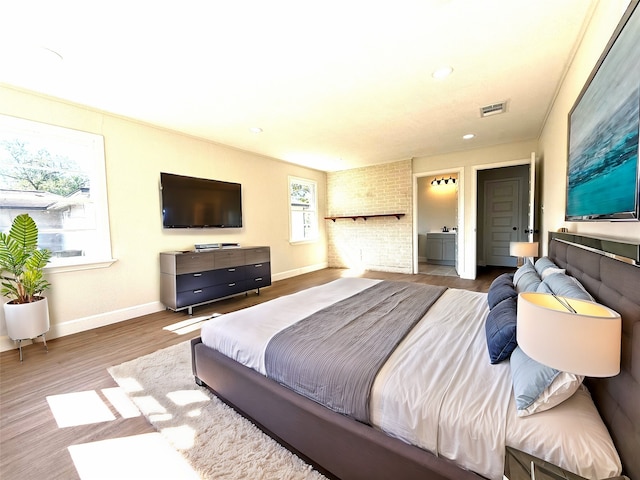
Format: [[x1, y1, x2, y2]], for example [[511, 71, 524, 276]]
[[191, 235, 640, 480]]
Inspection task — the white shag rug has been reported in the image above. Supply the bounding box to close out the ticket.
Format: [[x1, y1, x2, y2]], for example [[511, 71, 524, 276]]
[[108, 341, 327, 480]]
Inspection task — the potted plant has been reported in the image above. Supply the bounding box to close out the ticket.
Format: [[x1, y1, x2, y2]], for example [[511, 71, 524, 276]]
[[0, 213, 52, 360]]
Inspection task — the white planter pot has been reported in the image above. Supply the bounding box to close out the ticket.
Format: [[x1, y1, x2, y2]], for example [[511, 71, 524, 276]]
[[4, 297, 50, 341]]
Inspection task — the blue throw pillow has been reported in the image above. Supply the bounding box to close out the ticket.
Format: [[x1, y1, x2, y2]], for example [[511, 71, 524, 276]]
[[485, 296, 518, 364], [510, 346, 583, 416], [511, 346, 560, 409], [487, 273, 517, 309], [513, 260, 536, 285], [514, 270, 542, 293], [534, 257, 559, 277], [540, 272, 593, 301]]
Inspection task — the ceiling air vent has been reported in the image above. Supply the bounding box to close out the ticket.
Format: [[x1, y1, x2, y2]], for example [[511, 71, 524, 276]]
[[480, 101, 507, 117]]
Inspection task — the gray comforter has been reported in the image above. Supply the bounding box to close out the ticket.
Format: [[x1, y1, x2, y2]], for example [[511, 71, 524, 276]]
[[264, 281, 446, 423]]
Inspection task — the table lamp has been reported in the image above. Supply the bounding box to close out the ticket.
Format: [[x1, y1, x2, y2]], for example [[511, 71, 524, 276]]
[[517, 292, 621, 377], [509, 242, 539, 267]]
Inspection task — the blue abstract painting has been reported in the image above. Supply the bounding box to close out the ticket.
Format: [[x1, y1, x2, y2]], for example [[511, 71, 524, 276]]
[[566, 3, 640, 220]]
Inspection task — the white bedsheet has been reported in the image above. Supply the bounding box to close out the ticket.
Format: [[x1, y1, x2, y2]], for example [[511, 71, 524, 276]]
[[200, 278, 621, 480], [371, 288, 511, 479]]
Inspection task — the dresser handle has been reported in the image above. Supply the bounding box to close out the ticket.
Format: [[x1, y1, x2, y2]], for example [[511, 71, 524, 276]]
[[228, 268, 236, 272], [228, 283, 236, 287], [193, 289, 203, 294], [255, 264, 262, 267], [255, 278, 263, 281], [193, 273, 202, 277]]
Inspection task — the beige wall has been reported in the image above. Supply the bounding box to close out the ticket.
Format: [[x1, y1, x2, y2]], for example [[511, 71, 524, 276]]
[[0, 86, 328, 349], [327, 160, 412, 273], [538, 0, 640, 251]]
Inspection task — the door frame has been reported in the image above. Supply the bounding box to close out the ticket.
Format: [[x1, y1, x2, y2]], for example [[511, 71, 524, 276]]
[[471, 153, 536, 278], [412, 167, 464, 276]]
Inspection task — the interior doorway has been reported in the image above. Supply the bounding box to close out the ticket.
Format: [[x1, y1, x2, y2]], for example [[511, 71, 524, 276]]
[[477, 164, 531, 268], [415, 172, 461, 277]]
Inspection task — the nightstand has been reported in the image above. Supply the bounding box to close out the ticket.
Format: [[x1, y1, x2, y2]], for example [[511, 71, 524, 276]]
[[504, 447, 627, 480]]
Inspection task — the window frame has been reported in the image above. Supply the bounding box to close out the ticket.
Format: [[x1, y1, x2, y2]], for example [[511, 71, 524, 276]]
[[288, 176, 319, 244], [0, 114, 114, 271]]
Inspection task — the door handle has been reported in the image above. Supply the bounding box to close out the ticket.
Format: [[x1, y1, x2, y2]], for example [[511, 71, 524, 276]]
[[512, 227, 517, 231]]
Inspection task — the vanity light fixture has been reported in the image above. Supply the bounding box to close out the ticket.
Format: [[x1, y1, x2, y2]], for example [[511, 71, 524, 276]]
[[431, 176, 456, 186]]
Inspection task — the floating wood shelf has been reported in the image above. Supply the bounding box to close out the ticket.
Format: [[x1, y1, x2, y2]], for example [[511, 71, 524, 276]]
[[324, 213, 405, 222]]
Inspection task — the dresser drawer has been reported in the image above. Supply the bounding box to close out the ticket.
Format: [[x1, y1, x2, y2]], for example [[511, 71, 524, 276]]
[[247, 262, 270, 279], [212, 281, 247, 298], [214, 250, 245, 268], [245, 275, 271, 290], [214, 266, 246, 284], [176, 270, 219, 292], [245, 247, 270, 264], [176, 286, 219, 308], [175, 252, 215, 274]]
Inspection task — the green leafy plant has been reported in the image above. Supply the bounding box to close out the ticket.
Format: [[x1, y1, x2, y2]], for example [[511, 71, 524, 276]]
[[0, 214, 52, 304]]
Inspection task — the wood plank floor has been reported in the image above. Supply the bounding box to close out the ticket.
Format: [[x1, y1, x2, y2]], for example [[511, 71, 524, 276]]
[[0, 267, 507, 479]]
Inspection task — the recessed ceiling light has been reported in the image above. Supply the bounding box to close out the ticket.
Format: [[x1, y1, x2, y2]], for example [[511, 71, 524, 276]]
[[432, 66, 453, 80], [249, 127, 263, 134], [463, 133, 475, 140]]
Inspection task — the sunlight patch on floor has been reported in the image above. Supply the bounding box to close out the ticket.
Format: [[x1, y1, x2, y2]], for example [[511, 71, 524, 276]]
[[46, 391, 115, 428], [160, 424, 197, 450], [101, 387, 141, 419], [163, 313, 222, 335], [166, 389, 210, 407], [68, 432, 200, 480]]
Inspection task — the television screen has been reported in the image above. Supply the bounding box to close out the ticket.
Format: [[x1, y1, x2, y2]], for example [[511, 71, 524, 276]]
[[160, 172, 243, 228], [565, 1, 640, 221]]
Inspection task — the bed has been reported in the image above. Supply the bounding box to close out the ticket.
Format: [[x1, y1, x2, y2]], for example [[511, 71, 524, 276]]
[[190, 236, 640, 480]]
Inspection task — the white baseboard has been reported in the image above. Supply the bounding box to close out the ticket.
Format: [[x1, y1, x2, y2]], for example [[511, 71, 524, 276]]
[[0, 301, 165, 353], [272, 262, 328, 282]]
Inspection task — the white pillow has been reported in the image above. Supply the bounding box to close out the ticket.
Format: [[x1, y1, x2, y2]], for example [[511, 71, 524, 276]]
[[540, 267, 566, 280], [510, 346, 583, 417]]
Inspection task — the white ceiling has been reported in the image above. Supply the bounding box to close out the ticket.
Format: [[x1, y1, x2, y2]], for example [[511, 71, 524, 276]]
[[0, 0, 596, 172]]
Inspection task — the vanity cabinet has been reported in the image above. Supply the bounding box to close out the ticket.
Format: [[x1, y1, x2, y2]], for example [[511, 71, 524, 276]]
[[426, 233, 456, 266]]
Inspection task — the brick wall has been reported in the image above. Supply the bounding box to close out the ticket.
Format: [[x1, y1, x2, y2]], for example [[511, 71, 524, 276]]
[[326, 160, 413, 273]]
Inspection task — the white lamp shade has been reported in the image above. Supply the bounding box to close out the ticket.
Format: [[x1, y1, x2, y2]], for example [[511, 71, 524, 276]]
[[517, 293, 621, 377], [509, 242, 539, 258]]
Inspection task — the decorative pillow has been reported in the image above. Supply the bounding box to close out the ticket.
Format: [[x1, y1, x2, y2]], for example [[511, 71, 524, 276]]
[[536, 281, 553, 294], [485, 296, 518, 364], [513, 260, 536, 285], [534, 257, 560, 277], [510, 346, 583, 416], [487, 273, 517, 310], [514, 270, 542, 293], [513, 261, 542, 292], [540, 272, 593, 301], [540, 267, 566, 280]]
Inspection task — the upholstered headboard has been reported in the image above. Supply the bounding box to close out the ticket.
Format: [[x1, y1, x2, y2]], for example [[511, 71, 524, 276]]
[[548, 237, 640, 479]]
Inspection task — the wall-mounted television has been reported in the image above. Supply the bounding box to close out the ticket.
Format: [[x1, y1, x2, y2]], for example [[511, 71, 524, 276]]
[[565, 0, 640, 221], [160, 172, 243, 228]]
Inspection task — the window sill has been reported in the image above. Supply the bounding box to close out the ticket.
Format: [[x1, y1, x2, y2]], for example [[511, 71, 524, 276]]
[[45, 258, 118, 274]]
